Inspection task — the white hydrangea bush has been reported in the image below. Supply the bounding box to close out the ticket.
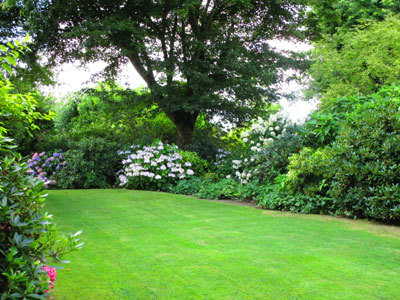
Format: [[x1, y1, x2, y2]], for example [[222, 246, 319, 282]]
[[118, 141, 195, 191], [233, 114, 303, 185]]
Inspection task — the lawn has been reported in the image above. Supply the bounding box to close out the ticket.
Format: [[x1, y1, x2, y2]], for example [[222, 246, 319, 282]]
[[46, 189, 400, 299]]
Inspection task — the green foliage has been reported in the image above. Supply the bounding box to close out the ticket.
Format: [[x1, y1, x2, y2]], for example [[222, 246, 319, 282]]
[[0, 40, 82, 297], [178, 150, 208, 177], [53, 85, 176, 147], [196, 179, 240, 200], [284, 85, 400, 223], [327, 87, 400, 221], [170, 177, 204, 196], [306, 0, 400, 40], [258, 189, 333, 214], [187, 116, 224, 162], [16, 0, 310, 147], [0, 146, 82, 298], [54, 137, 120, 189], [286, 147, 335, 197], [0, 41, 54, 155], [308, 15, 400, 105]]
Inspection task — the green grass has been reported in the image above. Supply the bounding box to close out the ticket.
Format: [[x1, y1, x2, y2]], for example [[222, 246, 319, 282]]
[[46, 189, 400, 299]]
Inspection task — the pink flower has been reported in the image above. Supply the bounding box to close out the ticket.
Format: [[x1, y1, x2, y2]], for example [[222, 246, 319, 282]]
[[49, 157, 55, 162], [42, 266, 57, 292], [39, 152, 45, 157]]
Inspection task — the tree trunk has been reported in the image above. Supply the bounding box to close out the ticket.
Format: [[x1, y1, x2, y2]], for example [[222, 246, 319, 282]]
[[165, 110, 199, 149]]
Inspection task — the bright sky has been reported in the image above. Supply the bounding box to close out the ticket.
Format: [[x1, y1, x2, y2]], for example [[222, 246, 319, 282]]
[[43, 40, 317, 123]]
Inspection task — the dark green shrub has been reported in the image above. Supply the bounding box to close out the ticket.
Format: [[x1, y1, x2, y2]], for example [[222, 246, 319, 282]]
[[188, 117, 223, 162], [326, 87, 400, 222], [284, 85, 400, 223], [0, 152, 82, 297], [54, 137, 120, 189]]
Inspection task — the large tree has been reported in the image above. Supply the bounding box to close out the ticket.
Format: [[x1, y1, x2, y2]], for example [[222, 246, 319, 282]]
[[6, 0, 307, 148]]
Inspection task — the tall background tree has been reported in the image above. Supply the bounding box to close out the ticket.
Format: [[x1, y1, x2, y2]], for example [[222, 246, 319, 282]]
[[3, 0, 308, 148], [305, 0, 400, 106]]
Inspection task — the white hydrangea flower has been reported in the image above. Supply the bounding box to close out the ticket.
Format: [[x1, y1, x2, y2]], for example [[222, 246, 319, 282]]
[[155, 175, 162, 180], [119, 175, 128, 186], [187, 169, 194, 175]]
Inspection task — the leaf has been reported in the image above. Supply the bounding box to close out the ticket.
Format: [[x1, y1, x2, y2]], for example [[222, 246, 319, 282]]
[[13, 233, 22, 244], [72, 230, 83, 237], [27, 294, 46, 299], [1, 196, 7, 207], [4, 56, 16, 66], [20, 238, 34, 247], [2, 63, 12, 74]]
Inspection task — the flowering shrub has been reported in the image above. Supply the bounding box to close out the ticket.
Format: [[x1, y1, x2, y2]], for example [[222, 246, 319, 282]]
[[118, 141, 195, 191], [233, 114, 303, 184], [27, 151, 66, 186], [53, 137, 121, 189], [212, 148, 235, 179], [1, 152, 83, 298]]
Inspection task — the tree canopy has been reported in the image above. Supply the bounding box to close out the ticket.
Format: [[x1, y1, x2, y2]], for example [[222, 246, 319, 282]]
[[4, 0, 308, 147], [307, 15, 400, 107], [305, 0, 400, 40]]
